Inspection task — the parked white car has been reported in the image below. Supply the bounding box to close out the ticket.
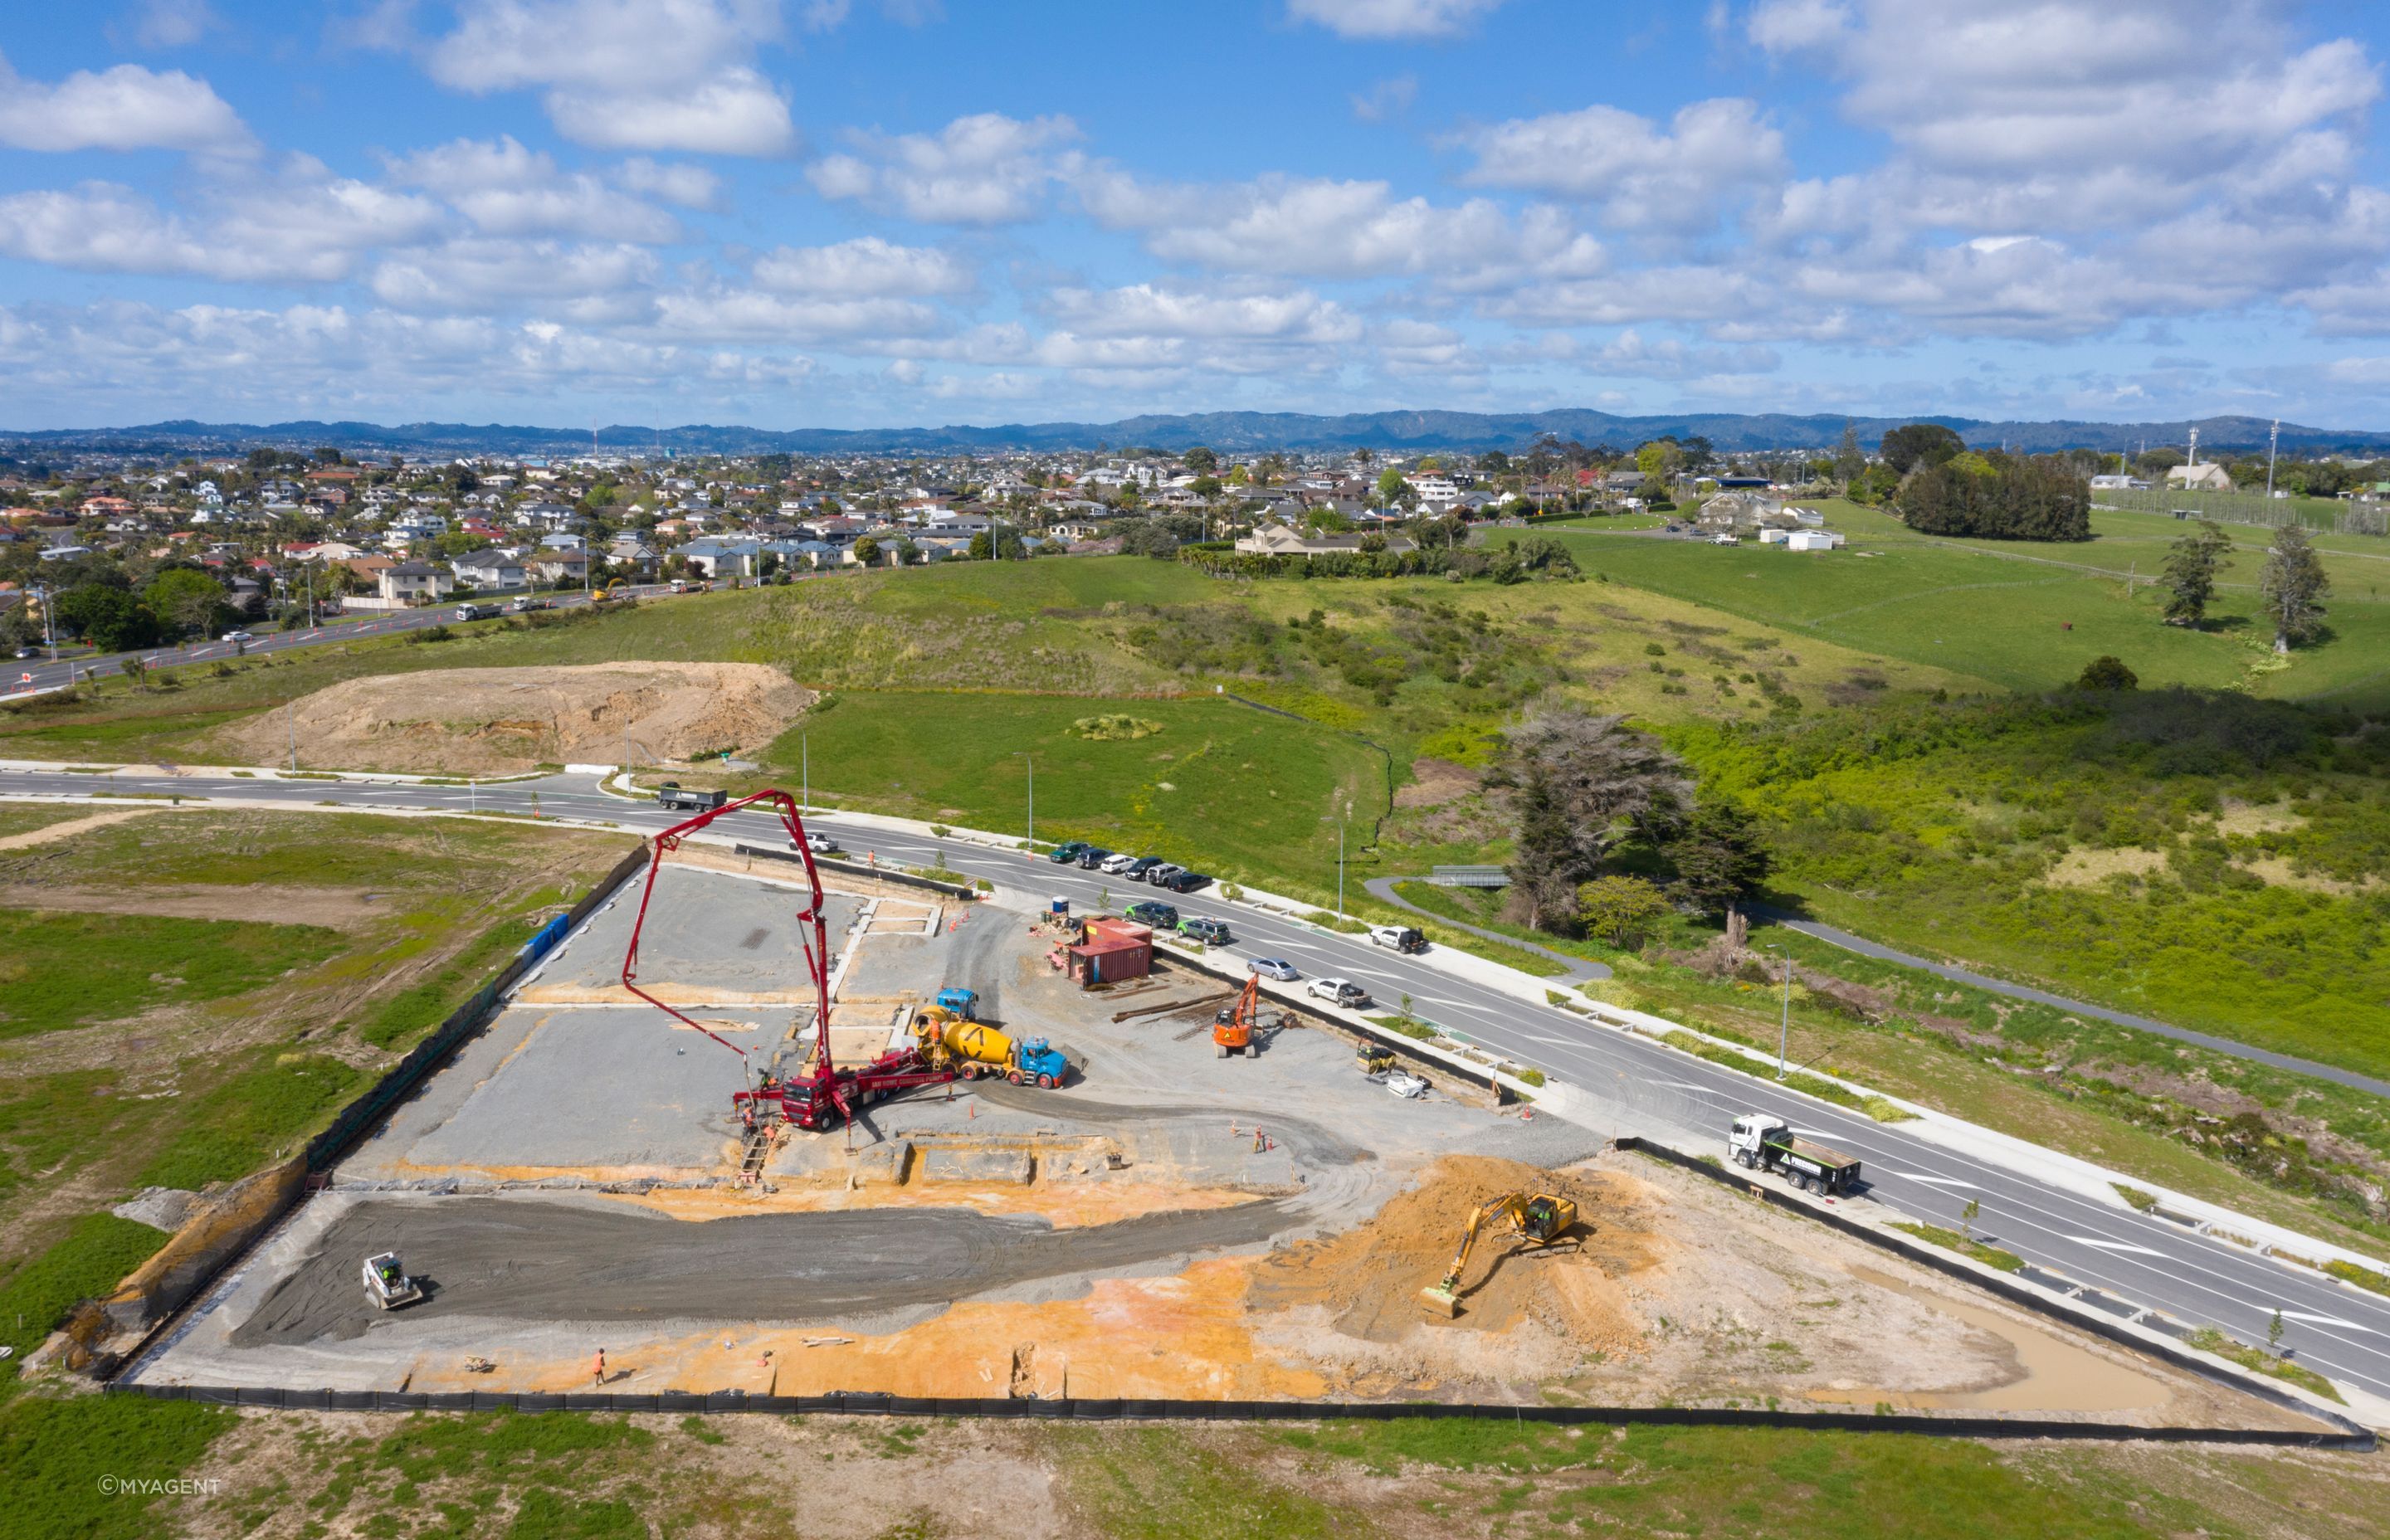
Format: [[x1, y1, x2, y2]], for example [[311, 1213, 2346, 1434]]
[[1307, 977, 1371, 1010], [1098, 851, 1141, 875]]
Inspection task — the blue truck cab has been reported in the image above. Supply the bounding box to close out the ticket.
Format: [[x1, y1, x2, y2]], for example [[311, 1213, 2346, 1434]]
[[1011, 1036, 1069, 1088], [935, 987, 979, 1019]]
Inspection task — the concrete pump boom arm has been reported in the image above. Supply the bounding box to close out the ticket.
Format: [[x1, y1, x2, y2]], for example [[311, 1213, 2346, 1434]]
[[619, 789, 833, 1071]]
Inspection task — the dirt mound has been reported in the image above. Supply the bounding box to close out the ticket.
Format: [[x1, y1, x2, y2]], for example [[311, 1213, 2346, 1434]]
[[1250, 1155, 1656, 1349], [209, 662, 812, 774]]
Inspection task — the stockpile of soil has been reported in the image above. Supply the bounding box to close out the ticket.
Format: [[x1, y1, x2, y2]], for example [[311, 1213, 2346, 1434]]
[[1249, 1154, 1656, 1382], [209, 663, 812, 774]]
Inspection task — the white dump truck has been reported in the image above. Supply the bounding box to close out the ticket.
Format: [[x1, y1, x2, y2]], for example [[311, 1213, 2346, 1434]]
[[1728, 1113, 1863, 1196]]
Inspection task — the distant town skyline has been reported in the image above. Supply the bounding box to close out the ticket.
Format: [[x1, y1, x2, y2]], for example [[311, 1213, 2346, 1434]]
[[2, 2, 2387, 430]]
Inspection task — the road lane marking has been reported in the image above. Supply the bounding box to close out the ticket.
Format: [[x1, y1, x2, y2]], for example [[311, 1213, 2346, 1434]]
[[1893, 1173, 1981, 1188], [2063, 1235, 2168, 1257]]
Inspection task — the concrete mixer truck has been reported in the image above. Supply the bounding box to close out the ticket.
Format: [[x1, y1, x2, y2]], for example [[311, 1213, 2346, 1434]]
[[909, 1006, 1071, 1089]]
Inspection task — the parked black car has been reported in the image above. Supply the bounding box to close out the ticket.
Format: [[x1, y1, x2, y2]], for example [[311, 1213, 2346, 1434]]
[[1123, 856, 1162, 880], [1076, 846, 1113, 870], [1156, 869, 1209, 893]]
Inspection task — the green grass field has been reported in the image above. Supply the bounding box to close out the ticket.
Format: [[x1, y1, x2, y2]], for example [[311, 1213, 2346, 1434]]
[[768, 690, 1383, 888], [0, 811, 632, 1375], [9, 1402, 2368, 1540], [1539, 503, 2390, 706], [0, 912, 346, 1038]]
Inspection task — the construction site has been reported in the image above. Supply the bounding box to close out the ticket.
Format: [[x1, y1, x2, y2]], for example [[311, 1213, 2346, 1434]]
[[116, 798, 2329, 1430]]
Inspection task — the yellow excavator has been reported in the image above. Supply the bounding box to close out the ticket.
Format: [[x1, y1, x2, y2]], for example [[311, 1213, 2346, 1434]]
[[1419, 1192, 1580, 1317]]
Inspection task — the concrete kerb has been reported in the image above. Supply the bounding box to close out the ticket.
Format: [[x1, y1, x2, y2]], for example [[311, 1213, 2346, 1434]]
[[1620, 1135, 2379, 1444]]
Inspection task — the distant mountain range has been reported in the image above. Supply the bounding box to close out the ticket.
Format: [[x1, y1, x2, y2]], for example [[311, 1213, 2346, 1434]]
[[5, 410, 2386, 458]]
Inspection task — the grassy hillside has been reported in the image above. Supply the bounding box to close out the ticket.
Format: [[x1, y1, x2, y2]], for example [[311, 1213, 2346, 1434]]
[[772, 690, 1384, 888], [1674, 687, 2390, 1083], [1531, 503, 2390, 706]]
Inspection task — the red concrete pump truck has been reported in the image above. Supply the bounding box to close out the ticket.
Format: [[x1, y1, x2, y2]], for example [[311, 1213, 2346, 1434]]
[[619, 790, 958, 1133]]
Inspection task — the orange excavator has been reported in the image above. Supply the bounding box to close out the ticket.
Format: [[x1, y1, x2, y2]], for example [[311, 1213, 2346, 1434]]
[[1212, 976, 1288, 1060]]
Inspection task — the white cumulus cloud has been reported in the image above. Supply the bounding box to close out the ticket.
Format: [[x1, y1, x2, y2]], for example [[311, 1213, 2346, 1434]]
[[422, 0, 797, 155], [1289, 0, 1505, 40], [752, 237, 975, 297], [809, 113, 1084, 224], [0, 51, 252, 154], [1459, 98, 1786, 231], [384, 136, 684, 241]]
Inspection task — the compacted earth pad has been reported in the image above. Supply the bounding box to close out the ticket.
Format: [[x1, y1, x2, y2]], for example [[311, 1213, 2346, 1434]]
[[204, 660, 812, 774]]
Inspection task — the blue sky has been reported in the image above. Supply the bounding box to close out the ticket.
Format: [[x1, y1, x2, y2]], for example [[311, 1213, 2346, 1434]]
[[1, 0, 2387, 430]]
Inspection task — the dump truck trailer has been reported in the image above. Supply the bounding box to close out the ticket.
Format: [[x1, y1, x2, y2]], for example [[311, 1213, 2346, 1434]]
[[1728, 1113, 1863, 1195]]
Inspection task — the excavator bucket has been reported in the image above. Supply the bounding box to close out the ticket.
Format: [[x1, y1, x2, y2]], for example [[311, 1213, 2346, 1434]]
[[1418, 1283, 1462, 1317]]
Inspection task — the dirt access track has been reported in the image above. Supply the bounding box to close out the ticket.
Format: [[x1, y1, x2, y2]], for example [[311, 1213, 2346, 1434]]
[[202, 661, 812, 775]]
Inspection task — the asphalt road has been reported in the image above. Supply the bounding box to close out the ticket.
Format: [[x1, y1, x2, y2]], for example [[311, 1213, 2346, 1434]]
[[7, 763, 2388, 1408], [3, 585, 675, 696]]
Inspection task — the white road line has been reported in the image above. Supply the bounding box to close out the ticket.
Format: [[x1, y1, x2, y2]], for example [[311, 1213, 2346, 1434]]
[[2280, 1310, 2372, 1332], [1894, 1173, 1981, 1188], [2065, 1235, 2168, 1257]]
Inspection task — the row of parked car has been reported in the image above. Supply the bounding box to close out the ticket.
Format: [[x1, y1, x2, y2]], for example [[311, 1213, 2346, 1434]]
[[1047, 840, 1210, 894]]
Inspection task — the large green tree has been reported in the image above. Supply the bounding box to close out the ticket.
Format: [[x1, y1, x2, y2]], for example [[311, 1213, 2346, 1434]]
[[1497, 710, 1690, 932], [142, 568, 235, 640], [2258, 524, 2330, 653], [55, 583, 161, 651], [1878, 422, 1966, 475], [2159, 519, 2232, 626], [1666, 802, 1773, 919]]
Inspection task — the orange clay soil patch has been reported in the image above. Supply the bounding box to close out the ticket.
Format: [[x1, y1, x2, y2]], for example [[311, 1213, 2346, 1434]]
[[596, 1179, 1267, 1230], [413, 1259, 1326, 1401], [1250, 1154, 1659, 1347]]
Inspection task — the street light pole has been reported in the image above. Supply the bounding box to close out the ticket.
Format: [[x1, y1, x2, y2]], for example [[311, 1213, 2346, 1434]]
[[1768, 943, 1791, 1079]]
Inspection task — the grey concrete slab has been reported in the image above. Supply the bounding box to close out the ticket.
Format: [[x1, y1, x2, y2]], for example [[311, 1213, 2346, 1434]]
[[530, 863, 864, 993], [403, 1005, 792, 1172]]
